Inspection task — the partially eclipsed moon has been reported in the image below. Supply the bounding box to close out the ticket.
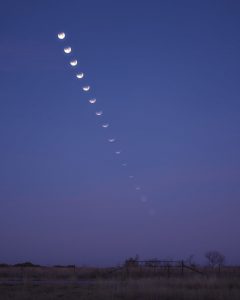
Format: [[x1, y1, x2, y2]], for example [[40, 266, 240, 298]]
[[102, 123, 109, 128], [64, 47, 71, 54], [96, 111, 103, 116], [89, 99, 96, 104], [58, 32, 65, 39], [108, 138, 115, 143], [76, 73, 84, 79], [83, 86, 90, 91], [70, 60, 77, 66]]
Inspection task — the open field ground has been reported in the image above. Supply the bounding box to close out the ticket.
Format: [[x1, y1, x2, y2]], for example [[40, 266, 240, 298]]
[[1, 266, 240, 299], [1, 276, 240, 300]]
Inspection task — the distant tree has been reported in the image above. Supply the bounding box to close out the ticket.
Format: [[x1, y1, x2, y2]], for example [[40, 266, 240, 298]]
[[0, 263, 9, 268], [205, 251, 225, 271], [124, 255, 139, 267], [14, 262, 40, 268]]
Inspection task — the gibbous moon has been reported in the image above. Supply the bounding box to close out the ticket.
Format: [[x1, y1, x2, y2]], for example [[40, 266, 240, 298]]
[[70, 60, 77, 66], [64, 47, 71, 54], [83, 86, 90, 91], [96, 111, 103, 116], [102, 123, 109, 128], [58, 32, 65, 39], [76, 73, 84, 79], [56, 32, 150, 210]]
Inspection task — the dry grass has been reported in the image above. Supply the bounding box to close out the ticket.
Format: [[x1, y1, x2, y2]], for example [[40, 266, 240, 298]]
[[0, 266, 240, 299], [1, 277, 240, 300], [0, 266, 109, 280]]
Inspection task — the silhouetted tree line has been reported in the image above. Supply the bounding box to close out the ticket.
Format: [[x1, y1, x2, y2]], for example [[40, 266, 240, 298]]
[[0, 250, 226, 271], [124, 250, 226, 272]]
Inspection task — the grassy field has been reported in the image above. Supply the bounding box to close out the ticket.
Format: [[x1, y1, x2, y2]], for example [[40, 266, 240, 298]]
[[0, 266, 240, 299]]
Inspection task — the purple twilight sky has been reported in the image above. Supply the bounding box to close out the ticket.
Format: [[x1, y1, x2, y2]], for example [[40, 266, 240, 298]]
[[0, 0, 240, 266]]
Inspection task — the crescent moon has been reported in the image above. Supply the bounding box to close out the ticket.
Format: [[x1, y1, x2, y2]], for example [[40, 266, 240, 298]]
[[70, 60, 77, 66], [89, 98, 96, 104], [135, 186, 141, 191], [96, 111, 103, 116], [76, 73, 84, 79], [115, 151, 121, 154], [83, 86, 90, 91], [64, 47, 71, 54], [108, 138, 115, 143], [58, 32, 65, 39], [122, 163, 127, 167], [129, 175, 134, 179], [102, 123, 109, 128]]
